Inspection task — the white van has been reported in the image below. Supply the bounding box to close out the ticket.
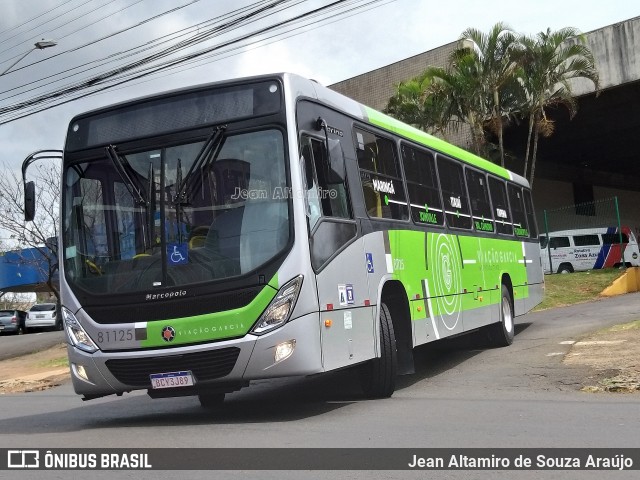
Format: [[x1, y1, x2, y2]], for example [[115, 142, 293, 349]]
[[539, 227, 640, 274]]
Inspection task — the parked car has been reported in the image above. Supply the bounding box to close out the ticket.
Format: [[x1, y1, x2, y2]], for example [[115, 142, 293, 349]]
[[0, 309, 28, 335], [26, 303, 62, 331]]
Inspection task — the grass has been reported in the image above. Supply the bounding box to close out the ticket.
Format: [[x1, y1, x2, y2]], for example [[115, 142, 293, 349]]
[[534, 268, 625, 311], [36, 357, 69, 369], [604, 319, 640, 333]]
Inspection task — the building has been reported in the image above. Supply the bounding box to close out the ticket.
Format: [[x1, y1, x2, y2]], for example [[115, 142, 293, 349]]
[[330, 17, 640, 234]]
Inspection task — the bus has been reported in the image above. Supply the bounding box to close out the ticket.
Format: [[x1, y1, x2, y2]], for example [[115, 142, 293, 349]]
[[539, 226, 640, 274], [22, 73, 543, 406]]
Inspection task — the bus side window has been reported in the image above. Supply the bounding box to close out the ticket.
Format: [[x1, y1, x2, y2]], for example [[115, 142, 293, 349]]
[[507, 184, 528, 237], [354, 127, 408, 221], [401, 144, 444, 226], [465, 168, 494, 233], [488, 177, 513, 235], [300, 135, 352, 230], [523, 189, 538, 238], [437, 155, 472, 229]]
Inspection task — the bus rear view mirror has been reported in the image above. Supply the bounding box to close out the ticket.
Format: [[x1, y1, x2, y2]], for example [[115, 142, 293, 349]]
[[24, 181, 36, 221]]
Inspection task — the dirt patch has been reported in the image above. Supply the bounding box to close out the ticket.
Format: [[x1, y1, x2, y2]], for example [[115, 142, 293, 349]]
[[0, 344, 70, 394], [564, 321, 640, 393]]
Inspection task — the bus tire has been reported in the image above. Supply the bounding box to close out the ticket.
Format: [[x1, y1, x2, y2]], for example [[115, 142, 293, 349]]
[[486, 284, 514, 347], [198, 392, 225, 409], [360, 303, 397, 398]]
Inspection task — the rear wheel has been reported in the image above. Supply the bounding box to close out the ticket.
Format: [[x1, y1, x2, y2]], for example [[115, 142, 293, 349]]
[[486, 284, 514, 347], [360, 303, 397, 398], [198, 392, 225, 409]]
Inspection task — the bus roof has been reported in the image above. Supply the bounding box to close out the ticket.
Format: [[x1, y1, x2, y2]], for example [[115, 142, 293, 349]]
[[288, 73, 525, 185], [67, 72, 527, 186]]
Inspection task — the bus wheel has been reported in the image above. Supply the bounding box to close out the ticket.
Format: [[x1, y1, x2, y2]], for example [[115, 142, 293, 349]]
[[198, 392, 225, 409], [360, 303, 397, 398], [486, 285, 514, 347]]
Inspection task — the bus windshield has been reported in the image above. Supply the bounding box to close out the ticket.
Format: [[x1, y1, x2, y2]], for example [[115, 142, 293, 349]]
[[62, 129, 289, 296]]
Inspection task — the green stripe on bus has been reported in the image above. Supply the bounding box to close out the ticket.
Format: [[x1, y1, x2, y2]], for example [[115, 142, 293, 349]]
[[363, 107, 511, 181], [386, 230, 528, 318], [140, 274, 278, 347]]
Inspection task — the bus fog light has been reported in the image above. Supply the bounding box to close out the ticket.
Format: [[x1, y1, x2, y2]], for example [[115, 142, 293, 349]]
[[73, 363, 89, 382], [274, 340, 296, 363]]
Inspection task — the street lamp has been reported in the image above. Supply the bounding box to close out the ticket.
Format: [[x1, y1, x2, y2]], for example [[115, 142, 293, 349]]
[[1, 39, 57, 76]]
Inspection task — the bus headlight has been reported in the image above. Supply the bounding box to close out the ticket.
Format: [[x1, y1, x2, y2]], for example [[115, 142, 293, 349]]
[[251, 275, 303, 335], [62, 307, 98, 353]]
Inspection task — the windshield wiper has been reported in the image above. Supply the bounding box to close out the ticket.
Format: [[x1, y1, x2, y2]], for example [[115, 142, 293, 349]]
[[174, 125, 226, 205], [105, 145, 148, 207]]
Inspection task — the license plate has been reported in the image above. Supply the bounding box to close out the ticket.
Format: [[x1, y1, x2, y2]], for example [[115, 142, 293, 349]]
[[37, 315, 44, 319], [0, 325, 4, 330], [149, 371, 194, 389]]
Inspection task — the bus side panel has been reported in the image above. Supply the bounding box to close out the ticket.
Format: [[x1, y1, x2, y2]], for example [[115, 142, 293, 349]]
[[386, 230, 466, 341], [524, 240, 544, 312], [315, 239, 376, 372], [361, 230, 438, 348], [457, 234, 494, 331]]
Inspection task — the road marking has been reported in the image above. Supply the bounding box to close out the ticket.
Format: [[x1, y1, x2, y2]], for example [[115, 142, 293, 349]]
[[559, 340, 576, 345], [575, 340, 627, 346], [546, 352, 564, 357]]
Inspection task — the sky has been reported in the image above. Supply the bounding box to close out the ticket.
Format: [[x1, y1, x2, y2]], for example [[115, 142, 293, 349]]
[[0, 0, 638, 212]]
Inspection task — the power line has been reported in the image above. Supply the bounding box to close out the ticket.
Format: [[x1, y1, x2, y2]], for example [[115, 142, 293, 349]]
[[0, 0, 276, 93], [0, 0, 295, 99], [0, 0, 101, 52], [0, 0, 389, 124], [57, 0, 148, 41], [0, 0, 76, 38]]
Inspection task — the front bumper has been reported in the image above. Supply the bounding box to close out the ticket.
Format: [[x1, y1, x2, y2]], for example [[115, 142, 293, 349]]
[[67, 312, 322, 398]]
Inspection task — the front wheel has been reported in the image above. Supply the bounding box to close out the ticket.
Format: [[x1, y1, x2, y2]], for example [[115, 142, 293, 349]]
[[360, 303, 397, 398], [486, 284, 514, 347]]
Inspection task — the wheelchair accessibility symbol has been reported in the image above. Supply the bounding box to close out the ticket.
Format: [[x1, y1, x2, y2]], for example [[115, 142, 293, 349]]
[[168, 243, 188, 265], [365, 252, 374, 273]]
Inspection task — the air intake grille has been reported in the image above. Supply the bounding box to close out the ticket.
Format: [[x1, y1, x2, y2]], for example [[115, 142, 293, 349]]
[[105, 347, 240, 387]]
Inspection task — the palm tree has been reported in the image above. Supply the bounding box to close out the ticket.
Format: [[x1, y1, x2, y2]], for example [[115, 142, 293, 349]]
[[517, 28, 600, 187], [458, 22, 520, 166], [384, 72, 455, 141], [419, 51, 489, 156]]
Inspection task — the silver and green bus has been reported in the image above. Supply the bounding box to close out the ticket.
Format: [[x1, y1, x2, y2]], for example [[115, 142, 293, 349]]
[[22, 73, 543, 406]]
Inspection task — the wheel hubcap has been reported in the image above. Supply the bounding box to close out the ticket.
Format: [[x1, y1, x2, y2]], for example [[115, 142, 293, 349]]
[[502, 297, 513, 332]]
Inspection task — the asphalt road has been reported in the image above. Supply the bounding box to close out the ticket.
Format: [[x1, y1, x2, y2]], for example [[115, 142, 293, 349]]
[[0, 329, 65, 360], [1, 294, 639, 480]]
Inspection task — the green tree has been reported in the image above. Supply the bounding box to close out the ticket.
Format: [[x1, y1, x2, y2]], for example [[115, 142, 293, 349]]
[[458, 22, 520, 167], [386, 52, 488, 156], [384, 72, 455, 141], [517, 28, 600, 187]]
